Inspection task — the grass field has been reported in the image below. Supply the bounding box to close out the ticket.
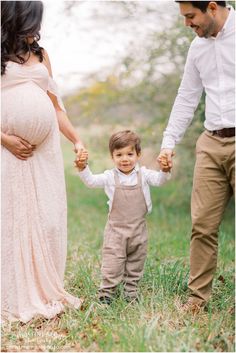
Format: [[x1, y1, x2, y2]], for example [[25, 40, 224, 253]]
[[1, 137, 235, 352]]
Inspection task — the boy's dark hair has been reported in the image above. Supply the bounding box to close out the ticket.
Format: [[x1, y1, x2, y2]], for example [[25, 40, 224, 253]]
[[109, 130, 141, 155], [175, 1, 226, 12]]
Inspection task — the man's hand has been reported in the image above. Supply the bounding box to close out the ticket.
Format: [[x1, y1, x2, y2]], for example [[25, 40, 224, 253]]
[[157, 148, 175, 172], [1, 133, 36, 160], [158, 155, 169, 172]]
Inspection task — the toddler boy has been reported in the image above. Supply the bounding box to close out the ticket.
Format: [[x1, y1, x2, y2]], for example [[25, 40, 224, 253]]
[[75, 130, 170, 304]]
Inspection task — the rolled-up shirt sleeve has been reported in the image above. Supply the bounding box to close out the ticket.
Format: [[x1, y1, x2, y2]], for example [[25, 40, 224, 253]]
[[161, 42, 203, 150]]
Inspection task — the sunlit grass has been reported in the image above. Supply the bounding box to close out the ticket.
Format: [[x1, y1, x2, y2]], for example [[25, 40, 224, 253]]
[[2, 138, 234, 352]]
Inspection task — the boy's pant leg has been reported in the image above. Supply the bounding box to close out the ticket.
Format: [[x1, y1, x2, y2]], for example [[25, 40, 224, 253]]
[[124, 223, 148, 299], [99, 223, 126, 298], [189, 132, 234, 304]]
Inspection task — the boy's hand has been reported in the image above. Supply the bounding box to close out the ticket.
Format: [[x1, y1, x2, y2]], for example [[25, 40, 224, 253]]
[[74, 150, 88, 171]]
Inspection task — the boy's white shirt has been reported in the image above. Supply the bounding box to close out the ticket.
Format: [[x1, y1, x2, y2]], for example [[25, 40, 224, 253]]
[[78, 164, 171, 213]]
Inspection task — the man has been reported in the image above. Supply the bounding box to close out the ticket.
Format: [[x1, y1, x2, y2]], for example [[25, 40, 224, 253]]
[[158, 1, 235, 311]]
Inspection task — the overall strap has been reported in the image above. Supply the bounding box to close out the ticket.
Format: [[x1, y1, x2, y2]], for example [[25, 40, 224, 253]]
[[137, 170, 142, 186]]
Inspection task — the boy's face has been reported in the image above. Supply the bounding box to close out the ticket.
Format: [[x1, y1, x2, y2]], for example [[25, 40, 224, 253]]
[[112, 145, 140, 175]]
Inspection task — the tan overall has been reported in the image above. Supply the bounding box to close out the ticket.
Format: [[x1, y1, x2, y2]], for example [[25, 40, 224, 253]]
[[99, 170, 148, 300]]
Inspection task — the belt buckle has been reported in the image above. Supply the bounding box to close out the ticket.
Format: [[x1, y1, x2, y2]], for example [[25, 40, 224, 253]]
[[217, 129, 224, 138], [212, 129, 221, 137]]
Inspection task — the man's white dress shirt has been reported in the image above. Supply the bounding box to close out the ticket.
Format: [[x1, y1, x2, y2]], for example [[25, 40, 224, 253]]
[[162, 6, 235, 150], [78, 164, 170, 213]]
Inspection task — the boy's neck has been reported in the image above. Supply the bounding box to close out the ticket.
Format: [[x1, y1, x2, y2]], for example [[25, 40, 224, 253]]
[[117, 166, 136, 175]]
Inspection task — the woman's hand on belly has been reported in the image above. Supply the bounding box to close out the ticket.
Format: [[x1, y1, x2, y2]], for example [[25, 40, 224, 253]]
[[1, 132, 36, 160]]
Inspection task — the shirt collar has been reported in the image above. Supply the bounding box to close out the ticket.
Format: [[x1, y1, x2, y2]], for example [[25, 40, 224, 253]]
[[217, 5, 235, 36]]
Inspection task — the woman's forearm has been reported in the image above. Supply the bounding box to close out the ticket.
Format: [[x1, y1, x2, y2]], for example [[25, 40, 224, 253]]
[[47, 90, 83, 146], [56, 110, 83, 146]]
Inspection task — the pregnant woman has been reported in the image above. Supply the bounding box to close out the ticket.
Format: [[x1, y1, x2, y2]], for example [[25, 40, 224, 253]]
[[1, 1, 84, 323]]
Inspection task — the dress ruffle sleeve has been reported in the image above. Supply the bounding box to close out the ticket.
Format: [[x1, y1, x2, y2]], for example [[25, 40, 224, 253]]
[[47, 76, 66, 112]]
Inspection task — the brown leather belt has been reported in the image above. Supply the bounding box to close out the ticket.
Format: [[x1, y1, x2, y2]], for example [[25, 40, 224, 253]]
[[210, 128, 235, 138]]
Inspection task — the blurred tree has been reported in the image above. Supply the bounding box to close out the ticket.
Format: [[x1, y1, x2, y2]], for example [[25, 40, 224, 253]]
[[63, 1, 234, 215], [228, 1, 235, 8], [64, 0, 232, 158]]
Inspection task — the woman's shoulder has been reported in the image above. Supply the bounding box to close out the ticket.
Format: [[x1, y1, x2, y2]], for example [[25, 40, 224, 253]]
[[42, 48, 49, 60], [41, 49, 52, 76]]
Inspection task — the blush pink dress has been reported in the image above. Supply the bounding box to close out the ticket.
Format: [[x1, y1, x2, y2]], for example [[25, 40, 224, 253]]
[[1, 61, 81, 323]]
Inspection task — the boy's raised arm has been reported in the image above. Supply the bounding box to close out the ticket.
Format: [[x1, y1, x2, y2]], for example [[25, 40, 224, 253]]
[[74, 152, 108, 188]]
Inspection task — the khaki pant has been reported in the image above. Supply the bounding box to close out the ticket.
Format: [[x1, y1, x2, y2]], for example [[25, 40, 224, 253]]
[[189, 131, 235, 303]]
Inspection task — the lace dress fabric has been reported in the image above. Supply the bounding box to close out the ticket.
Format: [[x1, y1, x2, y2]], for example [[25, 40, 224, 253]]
[[1, 62, 81, 323]]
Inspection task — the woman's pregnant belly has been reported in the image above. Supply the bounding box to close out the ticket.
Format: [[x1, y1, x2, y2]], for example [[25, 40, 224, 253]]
[[1, 82, 57, 145]]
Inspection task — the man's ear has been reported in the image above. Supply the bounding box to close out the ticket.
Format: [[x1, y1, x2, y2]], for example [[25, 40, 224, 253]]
[[208, 2, 218, 15]]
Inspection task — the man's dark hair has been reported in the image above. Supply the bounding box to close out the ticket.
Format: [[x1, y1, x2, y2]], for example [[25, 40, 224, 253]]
[[175, 1, 226, 12]]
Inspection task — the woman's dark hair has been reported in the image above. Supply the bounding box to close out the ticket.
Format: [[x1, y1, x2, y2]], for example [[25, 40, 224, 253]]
[[1, 1, 44, 75], [175, 1, 226, 12]]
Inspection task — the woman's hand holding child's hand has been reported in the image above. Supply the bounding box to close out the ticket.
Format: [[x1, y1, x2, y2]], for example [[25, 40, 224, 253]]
[[74, 150, 88, 171], [74, 142, 85, 158]]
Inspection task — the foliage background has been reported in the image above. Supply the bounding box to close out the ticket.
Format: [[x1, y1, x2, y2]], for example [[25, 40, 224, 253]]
[[2, 1, 235, 352]]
